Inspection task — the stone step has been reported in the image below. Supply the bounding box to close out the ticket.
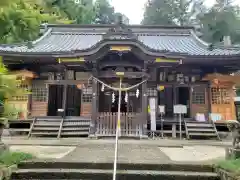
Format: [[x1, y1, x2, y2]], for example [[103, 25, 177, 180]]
[[18, 161, 215, 172], [187, 128, 216, 132], [30, 132, 58, 136], [62, 127, 89, 131], [12, 168, 219, 180], [34, 123, 60, 127], [62, 124, 89, 127], [186, 123, 213, 127], [60, 132, 89, 136], [188, 132, 217, 136], [33, 127, 60, 131]]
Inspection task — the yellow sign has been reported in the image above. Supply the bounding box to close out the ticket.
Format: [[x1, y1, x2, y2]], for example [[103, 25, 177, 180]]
[[110, 46, 131, 51], [117, 119, 121, 128], [155, 58, 179, 63], [116, 72, 125, 76], [58, 57, 85, 63], [159, 86, 165, 91]]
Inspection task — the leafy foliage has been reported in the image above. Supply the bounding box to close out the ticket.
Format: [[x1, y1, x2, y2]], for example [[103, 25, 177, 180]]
[[0, 151, 34, 166], [142, 0, 206, 26], [0, 59, 28, 121], [0, 0, 129, 44], [142, 0, 240, 44]]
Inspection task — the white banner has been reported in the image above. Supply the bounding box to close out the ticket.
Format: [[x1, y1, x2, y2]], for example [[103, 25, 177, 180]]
[[149, 98, 156, 131]]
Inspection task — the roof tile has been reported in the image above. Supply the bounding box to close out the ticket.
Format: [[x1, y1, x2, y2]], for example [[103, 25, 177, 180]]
[[0, 25, 239, 56]]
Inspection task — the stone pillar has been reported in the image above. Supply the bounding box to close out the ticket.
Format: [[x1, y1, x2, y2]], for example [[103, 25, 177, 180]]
[[89, 78, 97, 136]]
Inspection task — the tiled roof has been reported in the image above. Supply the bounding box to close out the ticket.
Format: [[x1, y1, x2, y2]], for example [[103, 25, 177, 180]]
[[0, 24, 239, 56]]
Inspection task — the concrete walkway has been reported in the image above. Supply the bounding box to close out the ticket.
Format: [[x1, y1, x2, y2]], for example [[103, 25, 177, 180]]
[[3, 137, 229, 164], [2, 136, 232, 147]]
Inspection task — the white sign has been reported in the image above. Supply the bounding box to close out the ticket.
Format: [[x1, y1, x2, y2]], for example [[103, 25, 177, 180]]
[[149, 98, 156, 131], [174, 104, 187, 114], [159, 105, 165, 114]]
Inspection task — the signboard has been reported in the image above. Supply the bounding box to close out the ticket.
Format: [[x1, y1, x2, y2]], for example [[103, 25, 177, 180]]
[[149, 98, 156, 131], [159, 105, 165, 114], [174, 104, 187, 114], [110, 46, 131, 51], [155, 58, 180, 63], [58, 57, 85, 63]]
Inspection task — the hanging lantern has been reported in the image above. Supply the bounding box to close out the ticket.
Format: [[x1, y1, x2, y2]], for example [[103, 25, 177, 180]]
[[112, 92, 115, 103], [136, 89, 139, 98], [159, 86, 165, 91], [213, 78, 219, 85], [77, 84, 82, 89], [124, 92, 128, 103], [101, 84, 105, 92]]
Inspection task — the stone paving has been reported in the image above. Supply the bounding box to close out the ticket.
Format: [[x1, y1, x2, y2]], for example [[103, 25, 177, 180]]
[[62, 144, 170, 164], [2, 136, 232, 147], [159, 146, 225, 162], [9, 145, 76, 159], [4, 137, 227, 164]]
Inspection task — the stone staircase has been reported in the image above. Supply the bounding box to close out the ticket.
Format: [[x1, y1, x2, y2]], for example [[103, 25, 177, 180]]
[[28, 117, 62, 137], [60, 116, 90, 137], [28, 116, 90, 138], [11, 161, 219, 180], [184, 120, 221, 140]]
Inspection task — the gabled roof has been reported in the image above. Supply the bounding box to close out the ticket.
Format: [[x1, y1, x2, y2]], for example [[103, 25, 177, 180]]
[[0, 24, 239, 57]]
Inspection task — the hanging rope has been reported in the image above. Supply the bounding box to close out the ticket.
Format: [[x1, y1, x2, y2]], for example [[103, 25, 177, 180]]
[[88, 76, 148, 91]]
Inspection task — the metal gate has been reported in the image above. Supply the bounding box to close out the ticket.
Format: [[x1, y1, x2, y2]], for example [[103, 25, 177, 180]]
[[96, 112, 142, 137]]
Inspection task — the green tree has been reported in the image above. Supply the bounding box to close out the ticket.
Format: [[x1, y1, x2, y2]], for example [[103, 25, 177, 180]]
[[142, 0, 205, 26], [0, 0, 83, 44], [94, 0, 116, 24], [198, 0, 240, 43]]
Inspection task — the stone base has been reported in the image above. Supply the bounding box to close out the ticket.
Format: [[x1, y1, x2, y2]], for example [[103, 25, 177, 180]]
[[88, 134, 98, 140], [225, 147, 240, 159], [140, 135, 148, 139]]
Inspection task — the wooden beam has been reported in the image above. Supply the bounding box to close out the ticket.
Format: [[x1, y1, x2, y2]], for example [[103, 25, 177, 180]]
[[43, 80, 89, 86]]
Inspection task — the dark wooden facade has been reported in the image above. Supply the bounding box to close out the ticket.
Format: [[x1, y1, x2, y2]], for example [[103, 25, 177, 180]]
[[1, 22, 240, 137]]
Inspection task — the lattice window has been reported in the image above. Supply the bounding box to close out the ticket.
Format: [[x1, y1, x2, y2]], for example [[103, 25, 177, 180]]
[[82, 87, 92, 103], [192, 91, 205, 104], [147, 88, 157, 97], [211, 88, 230, 104], [32, 86, 48, 102], [12, 84, 29, 101]]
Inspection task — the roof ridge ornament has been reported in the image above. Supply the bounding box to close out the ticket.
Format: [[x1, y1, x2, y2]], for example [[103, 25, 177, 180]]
[[103, 15, 137, 40]]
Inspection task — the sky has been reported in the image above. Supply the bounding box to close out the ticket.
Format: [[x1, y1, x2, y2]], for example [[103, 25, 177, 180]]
[[110, 0, 240, 24]]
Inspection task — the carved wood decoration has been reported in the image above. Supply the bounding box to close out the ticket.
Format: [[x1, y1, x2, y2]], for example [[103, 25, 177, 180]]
[[103, 23, 137, 40], [204, 73, 237, 122], [110, 46, 131, 52]]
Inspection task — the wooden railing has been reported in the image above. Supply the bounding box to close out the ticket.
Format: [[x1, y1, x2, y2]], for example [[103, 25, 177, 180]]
[[96, 112, 142, 137]]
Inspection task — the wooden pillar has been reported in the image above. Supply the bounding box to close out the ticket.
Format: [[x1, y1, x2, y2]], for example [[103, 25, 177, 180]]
[[207, 82, 212, 119], [141, 64, 148, 136], [62, 70, 67, 117], [90, 77, 98, 136], [141, 81, 148, 136]]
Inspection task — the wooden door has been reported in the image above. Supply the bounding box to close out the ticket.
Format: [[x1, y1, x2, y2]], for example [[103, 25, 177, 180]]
[[211, 85, 236, 121], [66, 85, 81, 116], [190, 84, 209, 119]]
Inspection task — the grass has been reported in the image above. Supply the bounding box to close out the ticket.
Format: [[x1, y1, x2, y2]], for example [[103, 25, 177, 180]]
[[216, 158, 240, 174], [0, 150, 34, 166], [0, 150, 34, 179]]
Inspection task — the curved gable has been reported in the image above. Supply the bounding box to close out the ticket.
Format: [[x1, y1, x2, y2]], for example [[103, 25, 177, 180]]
[[0, 23, 239, 58]]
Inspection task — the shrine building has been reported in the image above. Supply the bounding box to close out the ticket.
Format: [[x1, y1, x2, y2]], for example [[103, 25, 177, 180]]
[[1, 21, 240, 139]]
